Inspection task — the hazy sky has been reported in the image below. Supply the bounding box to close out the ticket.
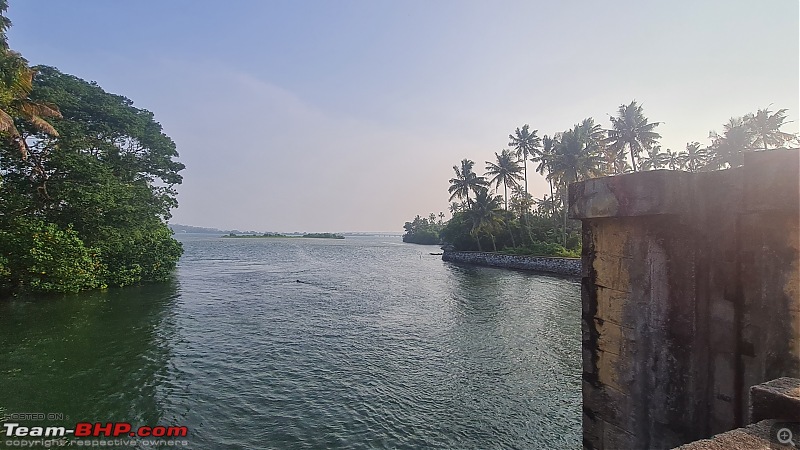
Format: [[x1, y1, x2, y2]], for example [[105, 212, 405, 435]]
[[8, 1, 799, 232]]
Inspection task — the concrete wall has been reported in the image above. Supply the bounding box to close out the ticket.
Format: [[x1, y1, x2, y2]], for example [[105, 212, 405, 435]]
[[570, 149, 800, 449], [441, 251, 580, 276]]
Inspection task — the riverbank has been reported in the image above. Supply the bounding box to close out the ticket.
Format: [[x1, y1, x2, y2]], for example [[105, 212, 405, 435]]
[[442, 251, 581, 277]]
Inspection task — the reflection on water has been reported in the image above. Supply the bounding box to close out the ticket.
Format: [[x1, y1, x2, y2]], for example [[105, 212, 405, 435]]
[[0, 235, 581, 449], [0, 282, 179, 426]]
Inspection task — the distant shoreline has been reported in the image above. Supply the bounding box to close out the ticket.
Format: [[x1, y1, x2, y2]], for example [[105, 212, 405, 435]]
[[222, 232, 345, 240]]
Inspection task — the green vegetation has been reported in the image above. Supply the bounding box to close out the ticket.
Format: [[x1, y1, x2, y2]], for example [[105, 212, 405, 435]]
[[0, 2, 183, 296], [411, 100, 798, 257], [302, 233, 344, 239], [403, 213, 445, 245]]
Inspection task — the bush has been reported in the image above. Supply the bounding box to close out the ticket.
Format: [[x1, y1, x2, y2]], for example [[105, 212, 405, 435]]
[[500, 240, 580, 258], [95, 224, 182, 287], [0, 219, 104, 294]]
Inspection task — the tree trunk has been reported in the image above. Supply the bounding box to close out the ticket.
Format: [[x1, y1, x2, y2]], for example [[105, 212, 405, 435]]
[[548, 179, 555, 226], [475, 235, 482, 252], [630, 146, 638, 172], [503, 182, 508, 210], [562, 182, 568, 247], [523, 154, 528, 196], [491, 234, 497, 252]]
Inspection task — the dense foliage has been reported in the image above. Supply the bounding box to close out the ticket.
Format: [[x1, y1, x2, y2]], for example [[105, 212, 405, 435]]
[[420, 100, 797, 257], [402, 213, 445, 245], [0, 5, 184, 296]]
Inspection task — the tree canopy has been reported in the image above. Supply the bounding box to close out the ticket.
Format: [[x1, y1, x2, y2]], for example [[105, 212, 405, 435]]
[[0, 58, 184, 294]]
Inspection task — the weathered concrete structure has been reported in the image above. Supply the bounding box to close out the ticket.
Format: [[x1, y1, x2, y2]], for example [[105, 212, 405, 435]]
[[569, 149, 800, 449], [677, 377, 800, 449], [441, 251, 580, 276]]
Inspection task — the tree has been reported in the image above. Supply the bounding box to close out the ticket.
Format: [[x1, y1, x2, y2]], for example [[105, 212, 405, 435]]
[[550, 119, 604, 245], [664, 148, 683, 170], [466, 189, 504, 251], [508, 124, 541, 197], [677, 142, 709, 172], [403, 214, 442, 245], [0, 66, 184, 293], [705, 117, 754, 169], [639, 145, 669, 170], [605, 100, 661, 172], [485, 148, 523, 210], [448, 158, 487, 207], [0, 1, 61, 159], [746, 107, 797, 151], [532, 135, 559, 222]]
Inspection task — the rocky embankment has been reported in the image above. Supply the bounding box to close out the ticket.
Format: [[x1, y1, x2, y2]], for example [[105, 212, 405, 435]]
[[441, 251, 581, 277]]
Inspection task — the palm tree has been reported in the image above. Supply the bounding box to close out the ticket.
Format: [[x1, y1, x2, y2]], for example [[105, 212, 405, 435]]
[[745, 107, 797, 151], [664, 149, 683, 170], [485, 149, 523, 210], [534, 195, 558, 219], [507, 124, 541, 197], [449, 202, 462, 215], [639, 145, 669, 170], [508, 185, 534, 218], [0, 1, 61, 159], [706, 117, 754, 169], [678, 142, 709, 172], [550, 119, 605, 245], [550, 121, 605, 187], [467, 189, 504, 251], [448, 159, 487, 207], [532, 135, 559, 222], [604, 100, 661, 172]]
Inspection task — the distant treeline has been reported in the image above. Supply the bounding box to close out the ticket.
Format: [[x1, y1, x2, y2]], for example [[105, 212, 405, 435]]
[[406, 100, 798, 257], [224, 232, 345, 239]]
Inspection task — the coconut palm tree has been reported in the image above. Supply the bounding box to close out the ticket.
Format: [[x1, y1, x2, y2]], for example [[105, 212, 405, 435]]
[[678, 142, 709, 172], [532, 135, 559, 222], [550, 120, 605, 245], [467, 189, 504, 251], [0, 9, 61, 159], [664, 149, 683, 170], [534, 194, 558, 219], [507, 124, 541, 197], [604, 100, 661, 172], [485, 149, 523, 210], [706, 117, 754, 169], [448, 158, 487, 207], [550, 122, 605, 186], [639, 145, 669, 170], [745, 107, 797, 151], [508, 185, 534, 218]]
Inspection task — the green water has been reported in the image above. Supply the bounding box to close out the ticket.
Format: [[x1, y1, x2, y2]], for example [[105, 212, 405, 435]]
[[0, 235, 581, 449]]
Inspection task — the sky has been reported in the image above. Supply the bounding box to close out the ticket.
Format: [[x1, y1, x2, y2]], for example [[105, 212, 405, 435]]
[[7, 1, 799, 232]]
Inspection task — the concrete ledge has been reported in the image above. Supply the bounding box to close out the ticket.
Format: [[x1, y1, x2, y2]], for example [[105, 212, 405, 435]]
[[673, 420, 778, 450], [441, 251, 580, 276], [568, 170, 690, 219], [750, 377, 800, 423], [569, 149, 799, 220]]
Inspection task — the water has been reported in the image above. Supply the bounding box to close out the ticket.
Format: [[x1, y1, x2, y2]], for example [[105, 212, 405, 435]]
[[0, 235, 582, 449]]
